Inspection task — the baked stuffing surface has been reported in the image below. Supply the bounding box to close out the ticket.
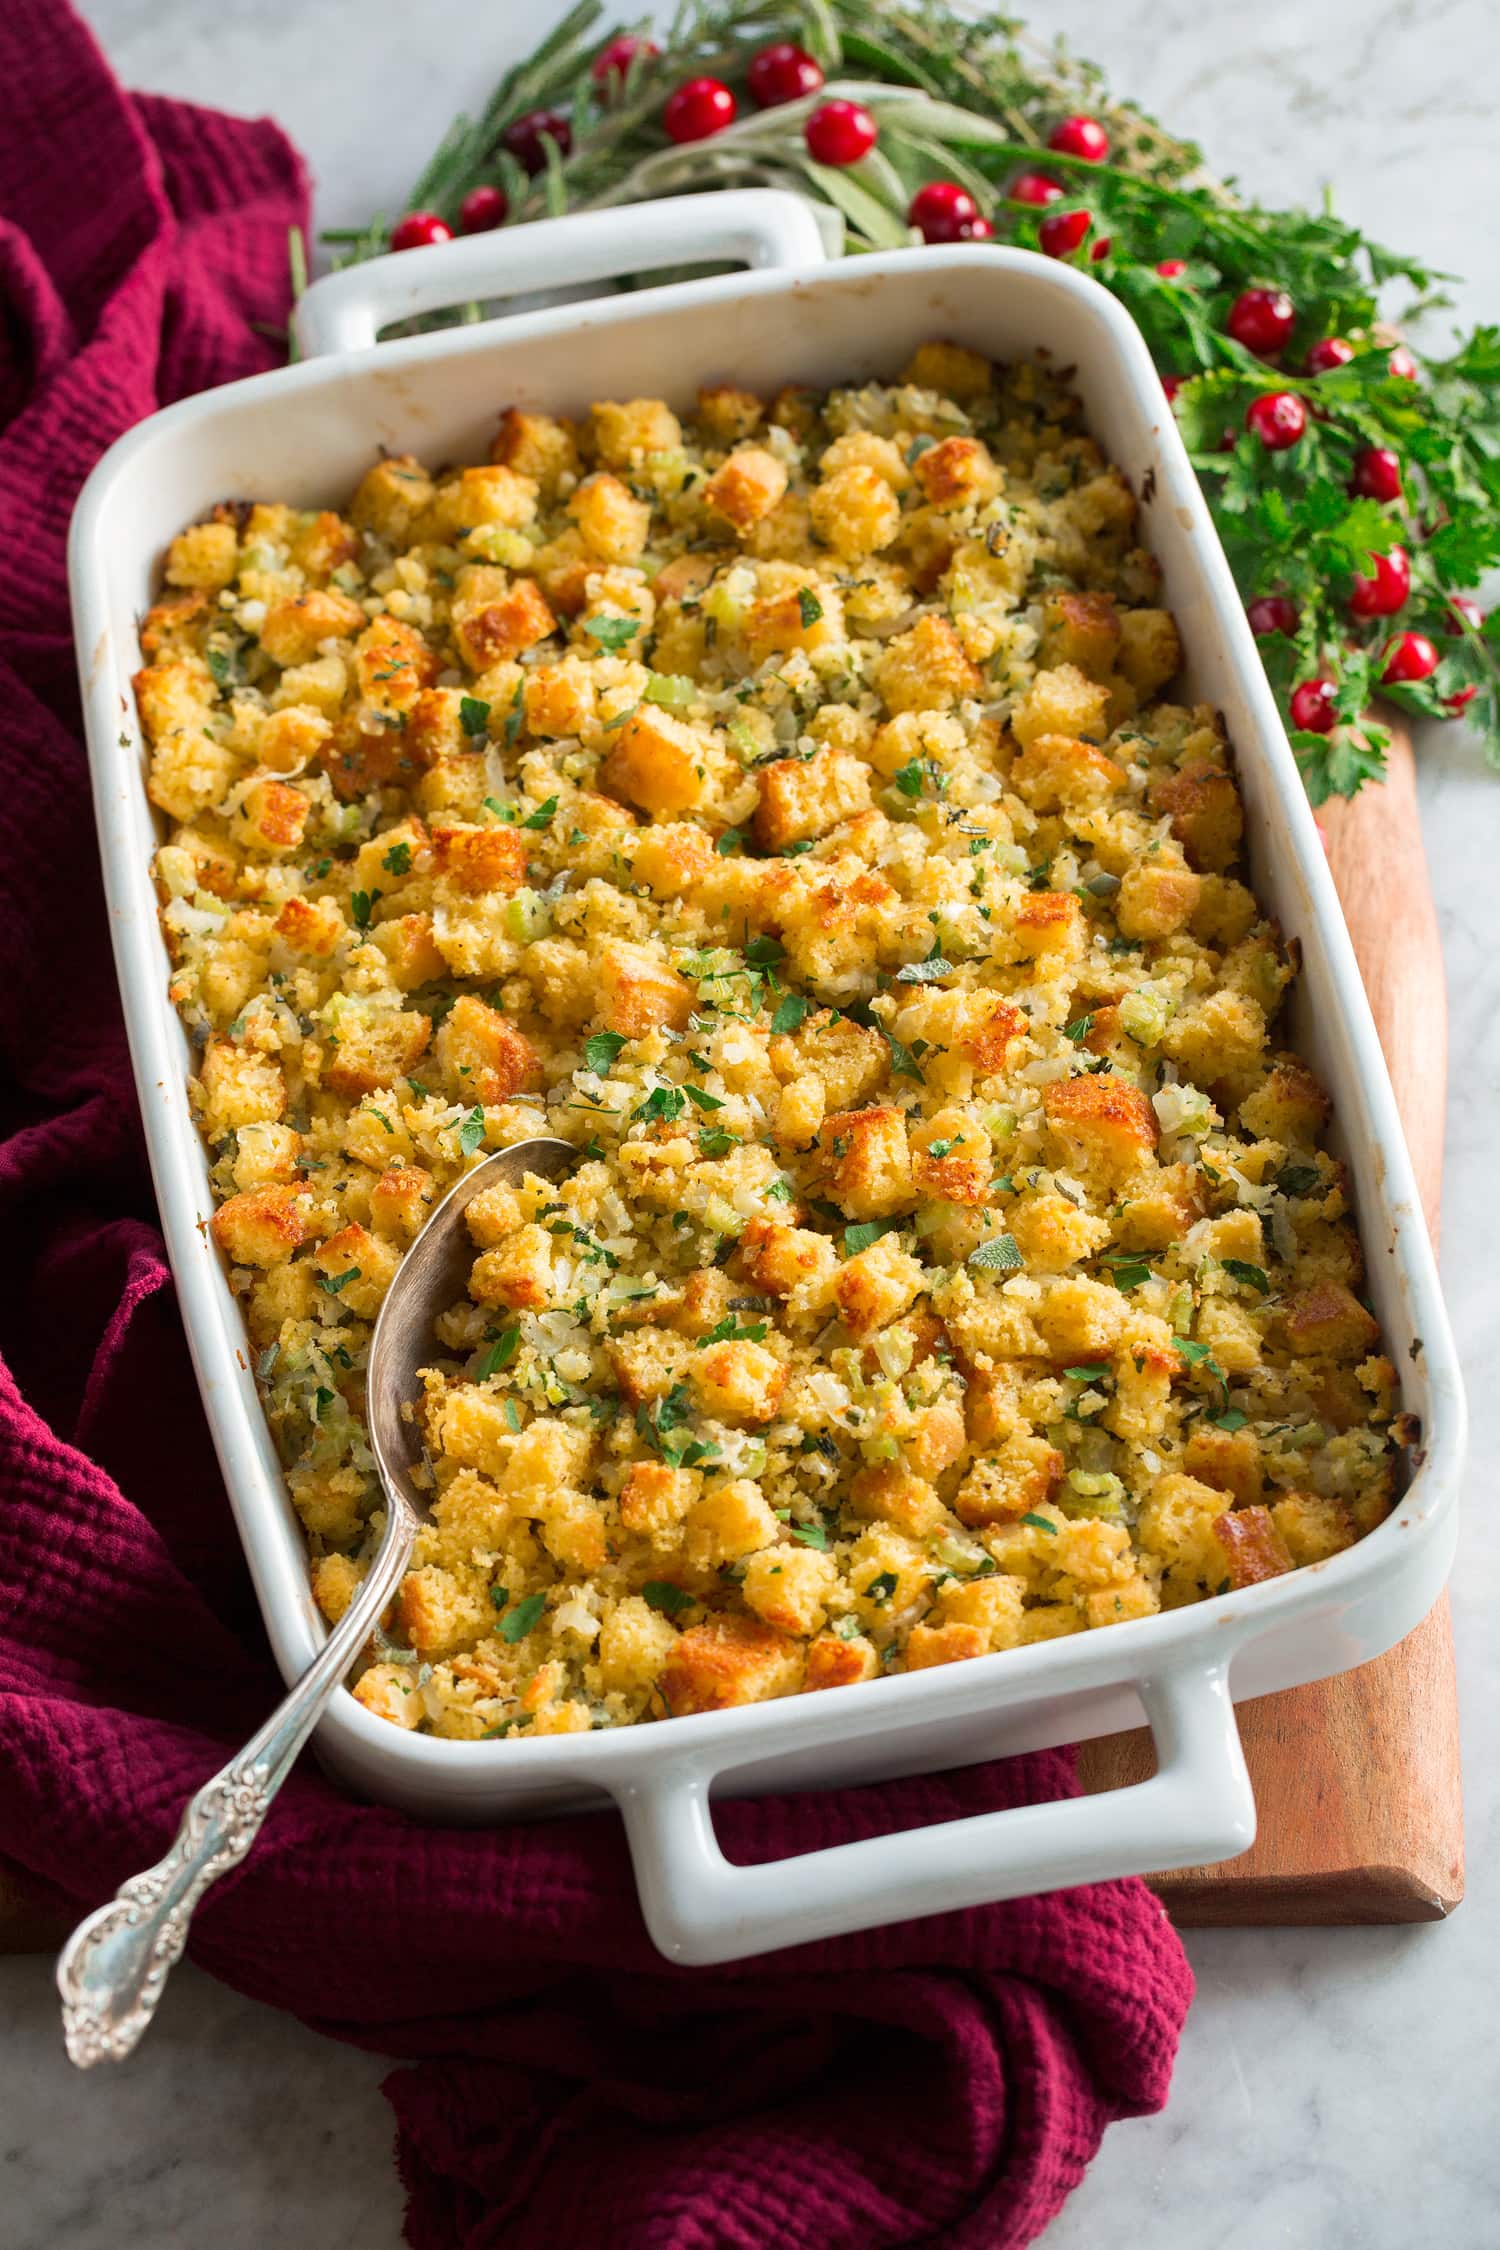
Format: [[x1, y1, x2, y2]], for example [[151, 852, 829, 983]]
[[139, 340, 1400, 1740]]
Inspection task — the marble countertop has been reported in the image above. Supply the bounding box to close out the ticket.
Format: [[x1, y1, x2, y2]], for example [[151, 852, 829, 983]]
[[10, 2, 1498, 2242]]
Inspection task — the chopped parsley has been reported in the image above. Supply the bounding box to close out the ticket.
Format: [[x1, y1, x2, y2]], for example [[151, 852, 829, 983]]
[[457, 1104, 486, 1157], [459, 695, 490, 737], [632, 1084, 686, 1125], [521, 795, 558, 830], [771, 993, 810, 1035], [844, 1219, 895, 1255], [496, 1591, 547, 1643], [316, 1266, 360, 1295], [584, 614, 640, 651], [583, 1030, 627, 1074], [642, 1581, 695, 1616], [381, 841, 412, 877], [1020, 1512, 1058, 1535], [475, 1326, 521, 1380], [1222, 1259, 1270, 1294], [796, 587, 823, 628], [350, 888, 380, 931]]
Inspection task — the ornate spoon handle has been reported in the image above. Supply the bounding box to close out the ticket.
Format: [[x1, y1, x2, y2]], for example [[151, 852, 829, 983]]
[[56, 1503, 415, 2066]]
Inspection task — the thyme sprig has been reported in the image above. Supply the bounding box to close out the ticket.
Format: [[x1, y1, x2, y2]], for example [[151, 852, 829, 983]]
[[332, 0, 1500, 799]]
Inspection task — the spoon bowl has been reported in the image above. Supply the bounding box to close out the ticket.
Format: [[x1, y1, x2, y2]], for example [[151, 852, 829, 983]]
[[56, 1134, 579, 2065]]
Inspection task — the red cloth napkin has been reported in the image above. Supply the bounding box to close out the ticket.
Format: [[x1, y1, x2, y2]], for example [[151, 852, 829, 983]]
[[0, 6, 1194, 2243]]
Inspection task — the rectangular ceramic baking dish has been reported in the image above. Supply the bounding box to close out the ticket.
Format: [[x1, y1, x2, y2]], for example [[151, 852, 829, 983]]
[[69, 190, 1465, 1965]]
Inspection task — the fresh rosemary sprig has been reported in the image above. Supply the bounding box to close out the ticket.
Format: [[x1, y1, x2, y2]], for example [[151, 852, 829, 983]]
[[333, 0, 1500, 800]]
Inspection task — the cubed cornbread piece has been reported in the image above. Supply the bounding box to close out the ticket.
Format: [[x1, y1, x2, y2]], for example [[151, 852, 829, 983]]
[[741, 1544, 838, 1635], [1117, 609, 1182, 697], [1035, 1277, 1125, 1360], [1012, 890, 1084, 960], [1212, 1505, 1294, 1589], [913, 435, 1001, 510], [702, 446, 789, 532], [595, 942, 693, 1035], [1182, 1423, 1263, 1507], [491, 407, 579, 495], [196, 1038, 285, 1136], [1010, 663, 1110, 751], [938, 1572, 1026, 1649], [569, 472, 652, 563], [873, 613, 982, 713], [618, 1460, 696, 1541], [629, 822, 715, 898], [352, 1663, 424, 1729], [743, 577, 845, 662], [1278, 1282, 1382, 1361], [901, 339, 992, 398], [369, 1165, 434, 1240], [819, 1105, 911, 1220], [808, 465, 902, 559], [435, 994, 541, 1103], [739, 1219, 838, 1301], [523, 658, 597, 740], [148, 728, 240, 822], [259, 589, 366, 668], [430, 823, 528, 894], [601, 706, 713, 817], [469, 1224, 554, 1311], [311, 1222, 401, 1319], [1043, 1074, 1158, 1180], [1040, 591, 1121, 677], [232, 1122, 303, 1189], [656, 1615, 803, 1716], [453, 574, 556, 670], [1136, 1472, 1231, 1588], [210, 1184, 305, 1266], [753, 748, 872, 850], [597, 1596, 679, 1695], [1270, 1491, 1359, 1567], [1007, 1193, 1111, 1274], [1116, 856, 1202, 939], [1238, 1058, 1331, 1144], [804, 1633, 879, 1691], [312, 1550, 365, 1625], [235, 776, 309, 854], [690, 1339, 787, 1422], [397, 1565, 496, 1660], [682, 1480, 780, 1569], [905, 1620, 988, 1669], [1149, 760, 1243, 872], [953, 1438, 1064, 1528], [259, 704, 333, 774], [370, 912, 447, 989], [589, 396, 682, 468], [324, 1006, 431, 1098], [1009, 733, 1126, 812], [166, 519, 239, 591], [350, 452, 435, 542], [834, 1238, 925, 1337], [911, 1109, 992, 1205], [427, 463, 539, 538], [354, 614, 439, 715]]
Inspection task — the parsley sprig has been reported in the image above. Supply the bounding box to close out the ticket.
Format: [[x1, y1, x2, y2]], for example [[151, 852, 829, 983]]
[[332, 0, 1499, 799]]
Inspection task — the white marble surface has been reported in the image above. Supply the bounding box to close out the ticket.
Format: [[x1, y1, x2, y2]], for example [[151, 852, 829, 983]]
[[14, 2, 1498, 2242]]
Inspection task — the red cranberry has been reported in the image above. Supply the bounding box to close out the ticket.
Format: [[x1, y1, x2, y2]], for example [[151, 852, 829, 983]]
[[1351, 447, 1402, 502], [1048, 115, 1110, 162], [1010, 170, 1064, 206], [663, 77, 737, 143], [1290, 679, 1339, 733], [590, 34, 659, 86], [389, 211, 452, 252], [1446, 685, 1478, 713], [1246, 391, 1307, 450], [503, 109, 572, 174], [1349, 545, 1411, 618], [1038, 208, 1091, 258], [1161, 374, 1186, 402], [805, 99, 878, 166], [1156, 258, 1188, 278], [958, 214, 995, 241], [908, 180, 977, 241], [1227, 286, 1295, 357], [1248, 595, 1300, 637], [1090, 236, 1113, 262], [1447, 595, 1485, 633], [459, 184, 507, 234], [747, 41, 824, 107], [1305, 337, 1354, 373], [1381, 631, 1439, 685], [1388, 344, 1418, 379]]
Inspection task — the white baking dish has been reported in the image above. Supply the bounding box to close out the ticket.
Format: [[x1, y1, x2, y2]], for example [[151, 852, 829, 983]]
[[69, 190, 1465, 1965]]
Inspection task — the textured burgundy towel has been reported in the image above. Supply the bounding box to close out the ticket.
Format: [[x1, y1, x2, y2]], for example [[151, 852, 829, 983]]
[[0, 6, 1193, 2244]]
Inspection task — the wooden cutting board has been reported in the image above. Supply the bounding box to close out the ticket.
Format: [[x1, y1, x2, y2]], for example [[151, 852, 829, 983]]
[[1078, 717, 1464, 1921], [0, 727, 1461, 1952]]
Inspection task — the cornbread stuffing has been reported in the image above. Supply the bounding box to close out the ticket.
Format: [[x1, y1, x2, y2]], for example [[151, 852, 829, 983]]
[[143, 342, 1401, 1741]]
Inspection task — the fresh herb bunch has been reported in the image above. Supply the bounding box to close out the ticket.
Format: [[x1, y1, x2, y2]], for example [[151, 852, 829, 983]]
[[331, 0, 1500, 801]]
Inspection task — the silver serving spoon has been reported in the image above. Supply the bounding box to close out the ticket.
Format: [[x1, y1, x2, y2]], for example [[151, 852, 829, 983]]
[[56, 1135, 577, 2066]]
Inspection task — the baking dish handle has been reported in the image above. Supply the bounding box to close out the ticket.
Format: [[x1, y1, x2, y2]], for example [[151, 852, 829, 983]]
[[294, 188, 828, 358], [616, 1656, 1253, 1965]]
